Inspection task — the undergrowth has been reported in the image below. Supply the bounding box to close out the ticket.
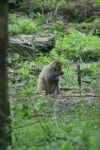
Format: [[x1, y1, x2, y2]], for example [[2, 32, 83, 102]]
[[7, 53, 99, 149], [7, 5, 99, 149]]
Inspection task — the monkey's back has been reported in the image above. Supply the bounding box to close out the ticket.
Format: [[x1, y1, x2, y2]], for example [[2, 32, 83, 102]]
[[37, 64, 59, 94]]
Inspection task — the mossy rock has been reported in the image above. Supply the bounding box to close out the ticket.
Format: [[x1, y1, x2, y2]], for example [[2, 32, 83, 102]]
[[7, 42, 36, 61]]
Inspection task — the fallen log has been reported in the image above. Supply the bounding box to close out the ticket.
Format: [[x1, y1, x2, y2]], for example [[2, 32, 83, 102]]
[[60, 87, 91, 91]]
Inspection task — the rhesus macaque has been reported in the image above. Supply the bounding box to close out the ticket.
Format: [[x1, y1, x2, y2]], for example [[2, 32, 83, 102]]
[[37, 60, 64, 95]]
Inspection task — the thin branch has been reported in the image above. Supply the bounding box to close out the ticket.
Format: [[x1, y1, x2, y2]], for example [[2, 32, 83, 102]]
[[13, 114, 50, 130], [60, 94, 99, 97], [88, 18, 97, 36], [52, 6, 59, 18], [77, 61, 81, 87], [60, 87, 91, 91], [53, 102, 63, 137]]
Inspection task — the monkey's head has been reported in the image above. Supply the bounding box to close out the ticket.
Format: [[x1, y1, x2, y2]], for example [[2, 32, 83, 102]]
[[51, 60, 62, 71]]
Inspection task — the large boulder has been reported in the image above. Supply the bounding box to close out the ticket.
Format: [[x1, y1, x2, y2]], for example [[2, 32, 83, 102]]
[[7, 34, 55, 59], [7, 41, 36, 59], [33, 36, 55, 52]]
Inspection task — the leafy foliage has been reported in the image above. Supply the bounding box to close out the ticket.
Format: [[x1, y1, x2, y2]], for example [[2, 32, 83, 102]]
[[53, 30, 100, 62], [7, 1, 99, 149], [7, 53, 99, 149], [8, 14, 41, 35]]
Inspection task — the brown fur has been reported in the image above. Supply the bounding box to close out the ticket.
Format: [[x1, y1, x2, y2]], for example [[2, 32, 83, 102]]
[[37, 60, 64, 95]]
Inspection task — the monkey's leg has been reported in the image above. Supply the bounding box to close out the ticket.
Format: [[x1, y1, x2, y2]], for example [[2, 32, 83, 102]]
[[55, 78, 60, 95]]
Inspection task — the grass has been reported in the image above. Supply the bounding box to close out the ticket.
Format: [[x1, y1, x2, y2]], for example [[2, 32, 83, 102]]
[[7, 10, 99, 149], [7, 58, 99, 149], [8, 95, 98, 150]]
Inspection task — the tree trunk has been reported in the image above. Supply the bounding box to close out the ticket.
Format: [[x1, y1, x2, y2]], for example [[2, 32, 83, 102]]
[[0, 0, 12, 149]]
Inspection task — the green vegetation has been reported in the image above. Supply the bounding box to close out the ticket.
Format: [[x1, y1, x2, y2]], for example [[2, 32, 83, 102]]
[[8, 96, 98, 150], [53, 30, 100, 61], [8, 14, 42, 35], [7, 0, 99, 149], [7, 53, 99, 150]]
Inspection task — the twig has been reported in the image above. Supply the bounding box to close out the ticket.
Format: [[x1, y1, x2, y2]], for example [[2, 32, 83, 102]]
[[52, 6, 59, 18], [13, 114, 50, 130], [53, 102, 63, 137], [60, 87, 91, 91], [88, 19, 97, 36], [60, 94, 99, 97], [77, 61, 81, 88]]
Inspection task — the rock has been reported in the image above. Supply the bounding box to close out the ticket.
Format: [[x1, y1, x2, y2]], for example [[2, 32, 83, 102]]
[[8, 0, 16, 10], [7, 34, 55, 59], [7, 41, 36, 59], [81, 46, 100, 62], [32, 36, 55, 52], [9, 34, 34, 46], [7, 48, 15, 59], [29, 63, 37, 71], [29, 63, 43, 71]]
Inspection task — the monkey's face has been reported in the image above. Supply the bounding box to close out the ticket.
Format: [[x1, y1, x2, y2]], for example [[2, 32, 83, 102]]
[[53, 62, 62, 71]]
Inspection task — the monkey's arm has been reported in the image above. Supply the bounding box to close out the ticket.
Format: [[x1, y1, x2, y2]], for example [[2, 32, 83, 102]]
[[47, 70, 64, 82], [56, 77, 60, 94]]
